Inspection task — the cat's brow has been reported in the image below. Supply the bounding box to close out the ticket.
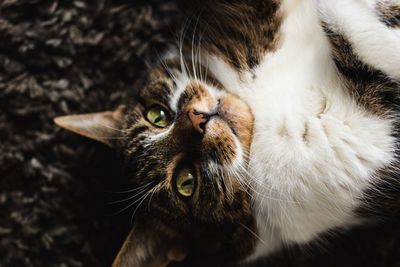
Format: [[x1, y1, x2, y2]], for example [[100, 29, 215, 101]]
[[139, 85, 173, 107]]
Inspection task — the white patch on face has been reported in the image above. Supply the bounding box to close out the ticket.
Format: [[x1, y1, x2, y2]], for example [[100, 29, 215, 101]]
[[205, 144, 247, 197], [169, 71, 191, 113], [143, 126, 173, 148], [318, 0, 400, 79], [205, 0, 396, 261], [231, 137, 245, 170]]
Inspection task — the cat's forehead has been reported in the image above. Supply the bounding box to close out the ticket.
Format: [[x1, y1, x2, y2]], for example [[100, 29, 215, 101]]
[[138, 66, 175, 100], [137, 64, 219, 114]]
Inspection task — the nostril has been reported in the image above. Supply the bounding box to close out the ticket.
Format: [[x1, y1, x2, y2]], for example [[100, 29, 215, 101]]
[[188, 109, 210, 134], [198, 119, 208, 132]]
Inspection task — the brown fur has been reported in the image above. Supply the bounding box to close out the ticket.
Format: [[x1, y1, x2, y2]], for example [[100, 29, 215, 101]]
[[377, 1, 400, 28], [180, 0, 283, 71]]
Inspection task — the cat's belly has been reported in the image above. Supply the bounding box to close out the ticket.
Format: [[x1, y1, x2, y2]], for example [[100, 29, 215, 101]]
[[245, 76, 395, 260], [207, 0, 396, 261], [247, 102, 394, 257]]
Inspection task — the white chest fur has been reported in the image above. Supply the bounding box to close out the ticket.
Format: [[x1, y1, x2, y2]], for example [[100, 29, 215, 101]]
[[207, 0, 396, 260]]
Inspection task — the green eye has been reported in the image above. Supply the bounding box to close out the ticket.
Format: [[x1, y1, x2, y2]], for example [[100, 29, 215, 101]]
[[146, 106, 170, 128], [175, 168, 196, 197]]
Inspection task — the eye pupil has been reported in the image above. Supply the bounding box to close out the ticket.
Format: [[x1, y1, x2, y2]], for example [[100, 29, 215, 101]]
[[181, 179, 193, 187]]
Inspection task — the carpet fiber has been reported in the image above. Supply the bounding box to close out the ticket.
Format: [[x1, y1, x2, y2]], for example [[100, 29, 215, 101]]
[[1, 1, 400, 266]]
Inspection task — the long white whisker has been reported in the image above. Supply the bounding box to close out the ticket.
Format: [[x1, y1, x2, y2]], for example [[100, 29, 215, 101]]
[[97, 123, 128, 133], [112, 190, 150, 216], [110, 181, 154, 194], [146, 183, 163, 212], [131, 190, 152, 224], [108, 187, 150, 205], [191, 18, 199, 82], [218, 154, 300, 204], [178, 17, 191, 77], [240, 223, 267, 246]]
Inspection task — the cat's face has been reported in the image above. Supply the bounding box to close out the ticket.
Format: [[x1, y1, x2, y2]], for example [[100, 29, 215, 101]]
[[54, 62, 257, 266], [119, 63, 256, 265]]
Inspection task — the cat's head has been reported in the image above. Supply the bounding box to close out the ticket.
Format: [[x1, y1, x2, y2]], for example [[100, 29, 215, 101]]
[[55, 60, 256, 266]]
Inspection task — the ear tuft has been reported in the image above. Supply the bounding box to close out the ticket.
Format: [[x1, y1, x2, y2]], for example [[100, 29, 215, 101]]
[[54, 105, 125, 146]]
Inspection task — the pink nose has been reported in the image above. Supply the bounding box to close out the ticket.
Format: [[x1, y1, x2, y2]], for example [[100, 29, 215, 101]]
[[188, 109, 209, 134]]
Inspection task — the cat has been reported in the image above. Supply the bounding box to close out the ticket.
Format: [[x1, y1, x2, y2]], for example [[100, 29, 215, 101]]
[[54, 0, 400, 266]]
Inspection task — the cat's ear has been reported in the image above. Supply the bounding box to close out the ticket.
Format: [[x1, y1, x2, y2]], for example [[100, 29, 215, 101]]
[[53, 105, 125, 147], [112, 220, 186, 267]]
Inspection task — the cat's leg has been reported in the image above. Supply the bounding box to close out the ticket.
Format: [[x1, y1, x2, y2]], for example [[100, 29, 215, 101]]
[[317, 0, 400, 80]]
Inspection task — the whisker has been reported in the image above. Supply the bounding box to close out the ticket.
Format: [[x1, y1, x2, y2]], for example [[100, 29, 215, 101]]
[[112, 189, 151, 216], [146, 183, 162, 212], [240, 223, 267, 246], [156, 50, 180, 84], [107, 187, 150, 205], [110, 181, 154, 194], [131, 190, 152, 224], [97, 122, 129, 133], [178, 17, 191, 77], [113, 181, 156, 215], [219, 158, 300, 204]]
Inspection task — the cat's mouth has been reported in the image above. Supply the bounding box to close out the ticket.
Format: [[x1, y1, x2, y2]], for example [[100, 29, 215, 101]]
[[217, 97, 241, 135], [171, 81, 254, 166]]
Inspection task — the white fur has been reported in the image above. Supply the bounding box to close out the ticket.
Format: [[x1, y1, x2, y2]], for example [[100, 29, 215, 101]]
[[318, 0, 400, 79], [205, 0, 397, 260]]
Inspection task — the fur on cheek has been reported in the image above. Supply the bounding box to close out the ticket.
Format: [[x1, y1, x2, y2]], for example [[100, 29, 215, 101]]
[[219, 94, 254, 159]]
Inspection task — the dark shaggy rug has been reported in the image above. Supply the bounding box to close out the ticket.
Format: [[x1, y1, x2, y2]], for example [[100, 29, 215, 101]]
[[1, 1, 400, 267]]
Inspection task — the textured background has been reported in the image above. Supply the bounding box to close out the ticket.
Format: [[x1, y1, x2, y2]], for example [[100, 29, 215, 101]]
[[0, 1, 179, 266], [1, 1, 400, 267]]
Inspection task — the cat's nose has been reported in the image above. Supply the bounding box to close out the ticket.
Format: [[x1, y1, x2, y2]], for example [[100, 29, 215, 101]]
[[187, 109, 211, 134]]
